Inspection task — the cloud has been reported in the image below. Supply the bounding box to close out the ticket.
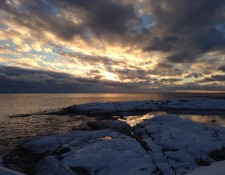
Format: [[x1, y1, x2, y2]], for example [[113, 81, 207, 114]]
[[0, 0, 224, 92], [167, 51, 199, 63], [0, 65, 144, 93], [57, 0, 137, 35], [203, 74, 225, 82], [60, 51, 126, 68], [218, 65, 225, 72], [143, 0, 225, 63], [0, 0, 141, 42], [1, 65, 224, 93], [185, 73, 203, 79]]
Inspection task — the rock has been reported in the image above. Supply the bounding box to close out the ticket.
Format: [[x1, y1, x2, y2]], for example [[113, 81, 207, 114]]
[[133, 115, 225, 175], [4, 115, 225, 175], [17, 129, 154, 175], [64, 98, 225, 115], [78, 120, 132, 134], [185, 160, 225, 175], [0, 166, 25, 175], [67, 100, 158, 115]]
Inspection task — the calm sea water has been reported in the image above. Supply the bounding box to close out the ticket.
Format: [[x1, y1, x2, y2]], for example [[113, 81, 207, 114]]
[[1, 93, 225, 117], [0, 93, 225, 154]]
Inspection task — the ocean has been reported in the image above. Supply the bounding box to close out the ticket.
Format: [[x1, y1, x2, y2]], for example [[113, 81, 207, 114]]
[[1, 93, 225, 117], [0, 93, 225, 154]]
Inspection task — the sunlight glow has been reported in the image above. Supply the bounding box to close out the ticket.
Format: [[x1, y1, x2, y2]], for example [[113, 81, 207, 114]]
[[104, 72, 118, 81]]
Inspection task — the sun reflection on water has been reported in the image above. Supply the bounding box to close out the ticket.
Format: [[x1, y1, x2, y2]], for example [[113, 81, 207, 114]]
[[120, 112, 225, 127], [119, 112, 167, 127], [179, 115, 225, 127]]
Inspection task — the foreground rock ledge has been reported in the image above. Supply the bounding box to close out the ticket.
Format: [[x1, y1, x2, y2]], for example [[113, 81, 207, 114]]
[[4, 115, 225, 175]]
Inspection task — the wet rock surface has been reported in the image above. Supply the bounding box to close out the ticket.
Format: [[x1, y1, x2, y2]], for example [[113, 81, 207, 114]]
[[3, 115, 225, 175]]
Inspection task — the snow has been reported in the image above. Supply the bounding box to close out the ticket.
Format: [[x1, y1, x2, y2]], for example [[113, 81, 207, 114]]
[[0, 166, 25, 175], [3, 98, 225, 175], [185, 160, 225, 175], [6, 115, 225, 175], [133, 115, 225, 175], [68, 100, 158, 114], [160, 98, 225, 110], [68, 98, 225, 115], [21, 129, 154, 175]]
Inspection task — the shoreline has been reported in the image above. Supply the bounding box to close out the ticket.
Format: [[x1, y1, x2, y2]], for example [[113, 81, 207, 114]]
[[2, 97, 225, 175], [3, 115, 225, 175]]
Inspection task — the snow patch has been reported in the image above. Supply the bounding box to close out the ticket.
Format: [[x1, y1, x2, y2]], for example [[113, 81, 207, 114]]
[[21, 129, 154, 175], [185, 160, 225, 175], [0, 166, 25, 175]]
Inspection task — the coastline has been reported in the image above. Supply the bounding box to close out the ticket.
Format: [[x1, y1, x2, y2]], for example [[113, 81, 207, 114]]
[[1, 97, 225, 175]]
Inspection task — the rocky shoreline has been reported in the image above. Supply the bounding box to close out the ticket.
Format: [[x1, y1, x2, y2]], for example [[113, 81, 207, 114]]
[[2, 98, 225, 175], [2, 115, 225, 175]]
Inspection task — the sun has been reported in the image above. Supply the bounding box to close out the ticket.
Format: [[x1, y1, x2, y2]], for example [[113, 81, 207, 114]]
[[103, 72, 118, 81]]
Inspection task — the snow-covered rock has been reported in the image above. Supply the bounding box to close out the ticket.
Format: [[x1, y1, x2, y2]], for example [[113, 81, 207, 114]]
[[20, 129, 154, 175], [133, 115, 225, 175], [185, 160, 225, 175], [4, 115, 225, 175], [67, 100, 158, 114], [159, 98, 225, 110], [66, 98, 225, 115], [0, 166, 25, 175]]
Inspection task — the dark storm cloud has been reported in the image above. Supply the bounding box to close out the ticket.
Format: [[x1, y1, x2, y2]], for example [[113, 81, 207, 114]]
[[144, 0, 225, 63], [1, 65, 223, 93], [87, 66, 181, 83], [167, 51, 199, 63], [2, 0, 224, 62], [0, 66, 141, 93], [0, 0, 139, 41], [185, 73, 203, 79], [112, 68, 182, 81], [166, 83, 225, 92], [21, 0, 58, 16], [144, 34, 180, 52], [56, 0, 137, 36], [203, 74, 225, 82], [160, 78, 181, 83], [218, 65, 225, 72], [114, 69, 153, 81]]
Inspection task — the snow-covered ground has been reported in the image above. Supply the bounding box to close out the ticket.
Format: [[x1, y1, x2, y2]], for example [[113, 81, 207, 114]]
[[133, 115, 225, 175], [67, 98, 225, 115], [18, 129, 154, 175], [4, 115, 225, 175], [0, 166, 25, 175], [185, 160, 225, 175]]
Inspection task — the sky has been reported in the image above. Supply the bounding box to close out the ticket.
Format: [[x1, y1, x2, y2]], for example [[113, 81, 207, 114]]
[[0, 0, 225, 93]]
